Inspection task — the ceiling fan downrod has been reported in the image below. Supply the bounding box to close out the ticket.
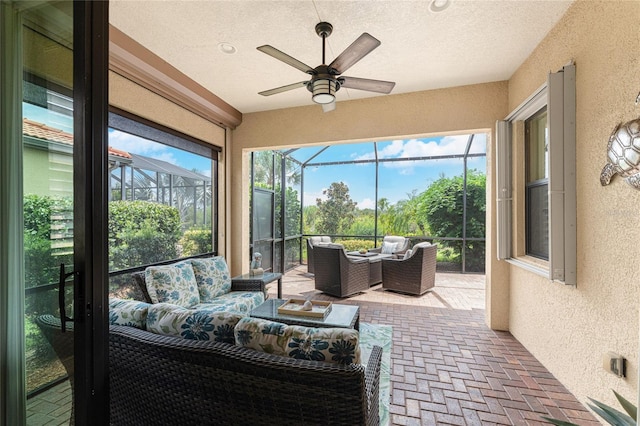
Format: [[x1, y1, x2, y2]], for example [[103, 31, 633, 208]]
[[315, 22, 333, 65]]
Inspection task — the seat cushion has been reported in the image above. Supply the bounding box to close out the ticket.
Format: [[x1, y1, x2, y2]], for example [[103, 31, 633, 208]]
[[146, 303, 244, 343], [193, 290, 265, 314], [234, 317, 361, 365], [109, 298, 151, 329], [145, 261, 200, 308], [189, 256, 232, 302]]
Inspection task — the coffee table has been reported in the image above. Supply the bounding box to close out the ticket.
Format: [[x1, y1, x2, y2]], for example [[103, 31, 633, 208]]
[[250, 299, 360, 330], [346, 252, 393, 286]]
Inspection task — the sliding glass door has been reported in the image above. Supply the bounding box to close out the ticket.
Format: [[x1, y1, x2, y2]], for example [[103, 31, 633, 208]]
[[22, 4, 76, 424], [1, 2, 109, 424]]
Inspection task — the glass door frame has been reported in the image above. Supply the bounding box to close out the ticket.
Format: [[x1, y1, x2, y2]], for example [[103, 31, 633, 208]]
[[73, 1, 109, 424]]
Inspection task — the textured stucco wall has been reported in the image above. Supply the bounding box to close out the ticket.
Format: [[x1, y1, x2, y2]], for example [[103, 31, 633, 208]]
[[108, 71, 229, 255], [506, 0, 640, 408], [230, 82, 511, 328]]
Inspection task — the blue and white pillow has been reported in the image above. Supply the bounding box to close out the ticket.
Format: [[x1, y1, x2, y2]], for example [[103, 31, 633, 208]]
[[234, 317, 361, 365], [146, 303, 244, 343], [144, 261, 200, 308], [189, 256, 232, 302], [109, 298, 151, 329]]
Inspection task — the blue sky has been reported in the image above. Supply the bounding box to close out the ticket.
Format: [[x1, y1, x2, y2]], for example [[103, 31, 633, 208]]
[[289, 134, 487, 209], [108, 128, 212, 177]]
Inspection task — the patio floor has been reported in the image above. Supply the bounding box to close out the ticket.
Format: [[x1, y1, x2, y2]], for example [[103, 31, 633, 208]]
[[273, 265, 599, 426], [27, 266, 599, 425]]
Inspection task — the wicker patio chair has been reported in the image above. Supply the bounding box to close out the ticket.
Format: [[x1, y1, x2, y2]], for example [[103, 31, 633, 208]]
[[313, 244, 370, 297], [36, 314, 75, 424], [369, 236, 411, 257], [306, 236, 332, 274], [382, 242, 437, 295]]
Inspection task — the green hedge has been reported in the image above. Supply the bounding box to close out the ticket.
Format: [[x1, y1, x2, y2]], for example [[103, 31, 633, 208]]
[[109, 201, 181, 270], [180, 227, 212, 257]]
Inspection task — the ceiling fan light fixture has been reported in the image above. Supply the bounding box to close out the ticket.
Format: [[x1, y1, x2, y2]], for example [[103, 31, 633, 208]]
[[311, 79, 336, 104]]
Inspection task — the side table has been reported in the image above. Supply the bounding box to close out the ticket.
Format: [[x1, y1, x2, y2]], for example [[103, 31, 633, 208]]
[[231, 272, 283, 298]]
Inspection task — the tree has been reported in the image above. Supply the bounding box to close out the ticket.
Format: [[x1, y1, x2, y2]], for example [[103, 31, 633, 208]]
[[316, 182, 357, 235], [274, 185, 301, 237], [417, 170, 486, 262]]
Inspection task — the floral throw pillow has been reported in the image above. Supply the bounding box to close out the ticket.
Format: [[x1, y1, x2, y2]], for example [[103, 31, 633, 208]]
[[109, 298, 151, 329], [146, 303, 244, 343], [189, 256, 232, 302], [234, 317, 361, 365], [144, 261, 200, 308]]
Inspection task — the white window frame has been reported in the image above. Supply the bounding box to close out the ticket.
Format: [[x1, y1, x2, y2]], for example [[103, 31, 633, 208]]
[[496, 63, 576, 285]]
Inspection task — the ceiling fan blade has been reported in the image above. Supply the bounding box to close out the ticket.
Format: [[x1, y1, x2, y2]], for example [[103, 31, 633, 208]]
[[328, 33, 381, 74], [339, 76, 395, 94], [258, 81, 309, 97], [322, 101, 336, 113], [257, 45, 314, 74]]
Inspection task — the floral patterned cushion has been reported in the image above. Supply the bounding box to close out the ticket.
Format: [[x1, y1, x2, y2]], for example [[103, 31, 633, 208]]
[[234, 317, 361, 365], [144, 261, 200, 308], [109, 298, 151, 329], [193, 291, 265, 314], [189, 256, 232, 302], [146, 303, 244, 343]]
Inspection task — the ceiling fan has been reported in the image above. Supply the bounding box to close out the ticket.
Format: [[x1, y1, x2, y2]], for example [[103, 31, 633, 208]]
[[257, 22, 396, 112]]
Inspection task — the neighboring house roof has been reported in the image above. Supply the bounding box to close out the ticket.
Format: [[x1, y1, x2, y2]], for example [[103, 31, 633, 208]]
[[23, 118, 209, 182], [23, 118, 132, 159]]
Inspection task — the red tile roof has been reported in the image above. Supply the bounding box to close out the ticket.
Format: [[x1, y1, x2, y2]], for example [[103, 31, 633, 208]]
[[23, 118, 132, 159]]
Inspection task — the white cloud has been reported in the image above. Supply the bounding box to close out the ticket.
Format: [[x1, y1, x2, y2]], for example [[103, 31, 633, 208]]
[[109, 130, 167, 155], [303, 189, 327, 207], [352, 135, 484, 166], [359, 198, 375, 209]]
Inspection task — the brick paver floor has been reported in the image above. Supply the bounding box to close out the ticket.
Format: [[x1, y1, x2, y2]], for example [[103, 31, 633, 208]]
[[276, 265, 599, 426]]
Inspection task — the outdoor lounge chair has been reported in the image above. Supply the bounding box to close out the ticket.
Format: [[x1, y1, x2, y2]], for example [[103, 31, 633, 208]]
[[382, 242, 437, 295], [313, 244, 370, 297], [369, 235, 411, 257], [306, 236, 332, 274]]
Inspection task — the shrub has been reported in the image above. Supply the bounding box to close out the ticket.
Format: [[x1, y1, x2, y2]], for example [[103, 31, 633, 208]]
[[23, 194, 73, 288], [179, 227, 212, 256], [335, 239, 375, 252], [109, 201, 181, 270]]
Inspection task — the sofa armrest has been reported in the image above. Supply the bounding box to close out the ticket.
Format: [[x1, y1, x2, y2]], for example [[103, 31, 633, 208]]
[[131, 272, 153, 303], [368, 247, 381, 254], [365, 345, 383, 423], [230, 279, 266, 294]]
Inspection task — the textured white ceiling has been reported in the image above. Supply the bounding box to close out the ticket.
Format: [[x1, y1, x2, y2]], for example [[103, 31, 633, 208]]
[[110, 0, 573, 114]]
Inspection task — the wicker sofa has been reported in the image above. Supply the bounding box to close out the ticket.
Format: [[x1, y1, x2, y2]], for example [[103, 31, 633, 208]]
[[110, 324, 382, 425], [131, 256, 265, 314]]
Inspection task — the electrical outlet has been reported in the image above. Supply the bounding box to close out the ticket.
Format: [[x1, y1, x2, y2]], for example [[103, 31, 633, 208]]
[[602, 352, 626, 378]]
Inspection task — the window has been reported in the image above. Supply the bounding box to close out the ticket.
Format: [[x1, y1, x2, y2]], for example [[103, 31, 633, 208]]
[[525, 107, 549, 259], [108, 110, 219, 272], [496, 63, 576, 285]]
